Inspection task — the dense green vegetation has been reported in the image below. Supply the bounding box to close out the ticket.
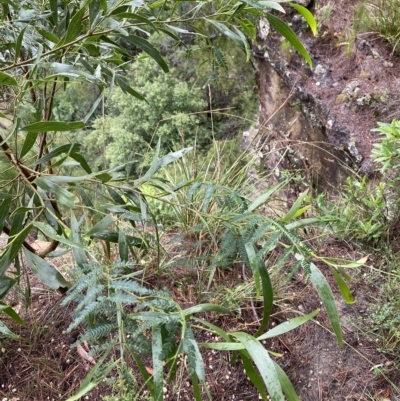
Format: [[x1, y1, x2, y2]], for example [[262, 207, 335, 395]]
[[0, 0, 399, 400]]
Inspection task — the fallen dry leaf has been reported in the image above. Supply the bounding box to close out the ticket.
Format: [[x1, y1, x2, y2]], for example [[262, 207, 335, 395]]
[[145, 366, 154, 375], [77, 344, 96, 365]]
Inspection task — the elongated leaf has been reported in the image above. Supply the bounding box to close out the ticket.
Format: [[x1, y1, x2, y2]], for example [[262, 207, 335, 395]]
[[35, 143, 81, 165], [70, 211, 87, 267], [308, 260, 342, 346], [240, 350, 268, 400], [191, 372, 202, 401], [0, 224, 32, 277], [152, 325, 163, 401], [331, 268, 355, 304], [184, 304, 230, 316], [33, 222, 85, 249], [129, 350, 155, 397], [258, 1, 286, 12], [0, 71, 18, 86], [283, 188, 309, 222], [0, 302, 25, 326], [272, 361, 300, 401], [233, 332, 284, 401], [118, 229, 128, 262], [49, 0, 58, 27], [235, 18, 256, 41], [24, 248, 69, 289], [22, 120, 85, 133], [125, 35, 169, 72], [284, 217, 320, 230], [290, 3, 317, 36], [258, 309, 319, 340], [0, 320, 19, 339], [65, 347, 115, 401], [85, 214, 115, 236], [60, 6, 85, 45], [114, 75, 146, 101], [247, 179, 289, 212], [48, 62, 103, 84], [193, 318, 232, 343], [245, 242, 273, 336], [35, 177, 77, 208], [208, 19, 240, 42], [14, 26, 27, 63], [35, 26, 60, 44], [0, 198, 11, 233], [266, 13, 312, 66], [20, 132, 39, 159]]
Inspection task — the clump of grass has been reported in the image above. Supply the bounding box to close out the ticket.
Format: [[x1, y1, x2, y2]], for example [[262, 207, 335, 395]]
[[361, 0, 400, 52]]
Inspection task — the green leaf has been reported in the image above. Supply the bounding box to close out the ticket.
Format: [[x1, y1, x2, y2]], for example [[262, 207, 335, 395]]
[[207, 20, 243, 48], [33, 222, 85, 249], [283, 188, 309, 222], [35, 177, 77, 208], [35, 143, 81, 165], [290, 3, 317, 36], [125, 35, 169, 73], [70, 211, 87, 267], [0, 223, 32, 277], [331, 268, 355, 304], [113, 75, 146, 101], [22, 120, 85, 133], [48, 62, 103, 84], [118, 229, 128, 262], [129, 351, 155, 396], [59, 6, 85, 46], [258, 1, 286, 13], [233, 332, 284, 401], [152, 325, 163, 401], [49, 0, 58, 27], [23, 248, 69, 289], [0, 71, 18, 86], [258, 309, 319, 340], [235, 18, 256, 41], [247, 179, 289, 212], [20, 132, 39, 159], [0, 320, 19, 339], [184, 304, 230, 316], [307, 260, 343, 346], [284, 217, 321, 230], [0, 198, 11, 234], [14, 26, 27, 63], [272, 361, 300, 401], [245, 242, 273, 336], [240, 350, 268, 400], [65, 347, 115, 401], [85, 214, 115, 236], [35, 26, 60, 44], [266, 13, 312, 66], [0, 302, 25, 326]]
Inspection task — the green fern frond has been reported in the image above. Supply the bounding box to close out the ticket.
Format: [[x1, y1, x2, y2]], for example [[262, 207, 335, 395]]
[[213, 48, 228, 72], [80, 323, 115, 343], [111, 279, 151, 295]]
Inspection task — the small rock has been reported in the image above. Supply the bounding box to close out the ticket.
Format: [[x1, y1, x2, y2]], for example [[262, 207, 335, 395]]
[[258, 19, 270, 40], [314, 64, 326, 75], [347, 139, 363, 164], [383, 60, 394, 68], [342, 81, 361, 97], [356, 93, 371, 106]]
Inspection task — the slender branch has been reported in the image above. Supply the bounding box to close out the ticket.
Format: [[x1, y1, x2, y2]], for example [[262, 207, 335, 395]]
[[0, 29, 114, 72]]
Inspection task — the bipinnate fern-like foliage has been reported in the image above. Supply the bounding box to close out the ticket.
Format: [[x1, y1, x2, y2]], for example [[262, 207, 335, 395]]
[[62, 259, 223, 401]]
